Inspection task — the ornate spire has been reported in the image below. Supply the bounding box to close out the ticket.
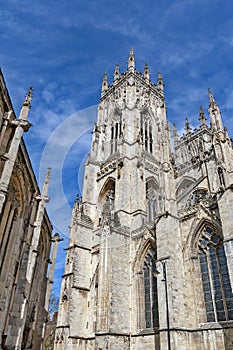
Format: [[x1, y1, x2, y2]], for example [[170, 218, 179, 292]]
[[19, 86, 33, 120], [199, 106, 207, 126], [208, 88, 215, 106], [128, 48, 135, 72], [208, 88, 223, 131], [144, 63, 150, 81], [157, 72, 164, 92], [101, 73, 108, 98], [185, 117, 191, 134], [113, 64, 120, 81], [208, 88, 220, 114], [24, 86, 33, 106]]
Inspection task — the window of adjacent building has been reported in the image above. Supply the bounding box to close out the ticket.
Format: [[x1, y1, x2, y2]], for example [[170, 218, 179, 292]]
[[140, 114, 153, 154], [143, 247, 159, 328], [198, 226, 233, 322]]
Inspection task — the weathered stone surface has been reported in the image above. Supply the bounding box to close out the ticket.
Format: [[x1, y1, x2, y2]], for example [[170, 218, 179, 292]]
[[55, 51, 233, 350], [0, 69, 53, 350]]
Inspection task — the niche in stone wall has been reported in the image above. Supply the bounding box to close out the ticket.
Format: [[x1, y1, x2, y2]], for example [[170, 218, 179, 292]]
[[97, 178, 116, 226], [146, 178, 161, 223]]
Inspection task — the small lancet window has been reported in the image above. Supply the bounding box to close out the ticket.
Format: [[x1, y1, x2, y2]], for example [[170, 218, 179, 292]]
[[140, 114, 153, 154], [143, 247, 159, 328], [110, 117, 122, 154], [149, 125, 153, 153], [218, 167, 225, 187], [198, 226, 233, 322]]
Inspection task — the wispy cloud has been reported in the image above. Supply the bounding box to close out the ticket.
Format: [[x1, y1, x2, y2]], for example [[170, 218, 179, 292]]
[[2, 0, 233, 296], [39, 105, 97, 235]]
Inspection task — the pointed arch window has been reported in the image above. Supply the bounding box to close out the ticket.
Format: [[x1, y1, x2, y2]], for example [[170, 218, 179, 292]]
[[140, 114, 153, 154], [198, 226, 233, 322], [143, 247, 159, 328], [217, 167, 225, 187], [110, 117, 122, 154]]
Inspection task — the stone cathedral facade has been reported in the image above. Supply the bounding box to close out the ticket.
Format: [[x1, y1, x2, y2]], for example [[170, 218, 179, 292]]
[[0, 70, 55, 350], [55, 50, 233, 350]]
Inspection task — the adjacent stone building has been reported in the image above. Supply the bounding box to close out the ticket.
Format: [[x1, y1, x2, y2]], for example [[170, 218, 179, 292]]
[[55, 50, 233, 349], [0, 70, 54, 350]]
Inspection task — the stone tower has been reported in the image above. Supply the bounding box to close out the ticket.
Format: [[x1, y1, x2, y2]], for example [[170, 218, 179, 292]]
[[55, 51, 233, 350]]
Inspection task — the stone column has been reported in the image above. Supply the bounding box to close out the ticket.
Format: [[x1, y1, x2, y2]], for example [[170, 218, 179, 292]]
[[26, 168, 51, 284], [45, 233, 64, 312]]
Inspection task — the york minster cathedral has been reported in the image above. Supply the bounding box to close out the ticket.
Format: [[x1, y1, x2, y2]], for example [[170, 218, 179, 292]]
[[55, 50, 233, 349]]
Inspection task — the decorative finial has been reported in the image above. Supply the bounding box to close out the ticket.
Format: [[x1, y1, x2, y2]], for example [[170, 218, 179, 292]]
[[157, 72, 164, 92], [75, 193, 79, 203], [42, 167, 51, 200], [185, 117, 191, 134], [144, 63, 150, 81], [208, 88, 223, 132], [114, 64, 120, 81], [23, 86, 33, 106], [128, 48, 135, 71], [199, 106, 207, 126], [208, 88, 216, 107], [101, 73, 108, 98], [19, 87, 33, 120]]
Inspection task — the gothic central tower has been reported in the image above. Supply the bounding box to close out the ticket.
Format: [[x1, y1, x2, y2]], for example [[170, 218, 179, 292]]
[[55, 51, 233, 350]]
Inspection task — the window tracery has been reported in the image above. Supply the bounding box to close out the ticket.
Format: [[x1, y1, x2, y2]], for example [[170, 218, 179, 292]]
[[186, 188, 209, 208]]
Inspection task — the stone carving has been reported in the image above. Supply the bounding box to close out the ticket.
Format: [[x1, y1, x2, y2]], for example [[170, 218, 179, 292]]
[[185, 189, 211, 209], [145, 161, 159, 174], [102, 224, 110, 239], [97, 158, 123, 180]]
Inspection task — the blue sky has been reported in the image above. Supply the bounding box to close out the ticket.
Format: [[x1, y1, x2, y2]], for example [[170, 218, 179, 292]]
[[1, 0, 233, 295]]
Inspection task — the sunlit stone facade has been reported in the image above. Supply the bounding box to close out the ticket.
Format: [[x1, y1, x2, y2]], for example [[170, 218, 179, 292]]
[[55, 51, 233, 350], [0, 70, 53, 350]]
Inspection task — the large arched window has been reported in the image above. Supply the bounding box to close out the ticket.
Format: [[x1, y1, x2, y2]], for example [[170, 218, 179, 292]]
[[143, 246, 159, 328], [198, 226, 233, 322]]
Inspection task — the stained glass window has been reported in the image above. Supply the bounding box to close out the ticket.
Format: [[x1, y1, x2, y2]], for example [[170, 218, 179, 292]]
[[198, 226, 233, 322]]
